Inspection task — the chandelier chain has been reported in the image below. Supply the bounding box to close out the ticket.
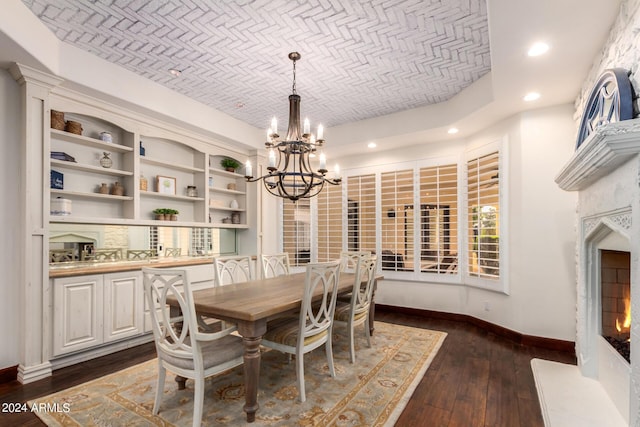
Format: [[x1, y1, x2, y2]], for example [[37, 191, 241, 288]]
[[291, 57, 297, 95]]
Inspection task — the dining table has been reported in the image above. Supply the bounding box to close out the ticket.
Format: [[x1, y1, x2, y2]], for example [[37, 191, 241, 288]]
[[171, 270, 379, 423]]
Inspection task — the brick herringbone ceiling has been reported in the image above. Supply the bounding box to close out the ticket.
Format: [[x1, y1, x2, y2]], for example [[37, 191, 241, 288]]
[[22, 0, 490, 130]]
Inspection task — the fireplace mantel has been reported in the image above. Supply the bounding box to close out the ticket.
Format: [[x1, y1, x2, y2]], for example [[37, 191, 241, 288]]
[[556, 119, 640, 191]]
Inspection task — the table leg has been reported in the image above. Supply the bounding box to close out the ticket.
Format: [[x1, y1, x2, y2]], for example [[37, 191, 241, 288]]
[[369, 279, 378, 335], [237, 320, 266, 423], [242, 336, 262, 422], [174, 375, 186, 390]]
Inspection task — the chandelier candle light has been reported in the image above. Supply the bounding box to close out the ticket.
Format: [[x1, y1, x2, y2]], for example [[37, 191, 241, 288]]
[[245, 52, 341, 201]]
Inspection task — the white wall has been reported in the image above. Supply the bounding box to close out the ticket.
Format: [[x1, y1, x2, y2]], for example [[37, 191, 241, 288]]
[[0, 68, 20, 368], [576, 0, 640, 118], [504, 104, 578, 339], [317, 105, 578, 341]]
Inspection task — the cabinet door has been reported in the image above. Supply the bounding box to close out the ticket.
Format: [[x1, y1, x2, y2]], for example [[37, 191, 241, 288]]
[[53, 275, 104, 356], [103, 271, 143, 343]]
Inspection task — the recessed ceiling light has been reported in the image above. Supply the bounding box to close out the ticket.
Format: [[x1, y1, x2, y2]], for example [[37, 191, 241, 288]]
[[528, 42, 549, 57], [523, 92, 541, 102], [448, 127, 459, 134], [169, 68, 182, 77], [368, 142, 377, 148]]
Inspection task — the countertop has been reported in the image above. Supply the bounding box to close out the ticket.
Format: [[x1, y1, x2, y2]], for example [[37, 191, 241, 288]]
[[49, 256, 214, 278]]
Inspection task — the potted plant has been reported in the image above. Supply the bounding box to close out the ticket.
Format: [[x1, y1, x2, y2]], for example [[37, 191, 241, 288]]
[[166, 208, 179, 221], [152, 208, 167, 220], [220, 157, 240, 173]]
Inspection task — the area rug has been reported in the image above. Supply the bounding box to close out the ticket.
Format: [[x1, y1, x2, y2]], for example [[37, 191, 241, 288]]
[[30, 322, 446, 426]]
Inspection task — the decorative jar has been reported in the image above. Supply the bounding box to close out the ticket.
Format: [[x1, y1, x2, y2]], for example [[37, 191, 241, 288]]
[[100, 152, 113, 168], [99, 131, 112, 143], [232, 212, 241, 224]]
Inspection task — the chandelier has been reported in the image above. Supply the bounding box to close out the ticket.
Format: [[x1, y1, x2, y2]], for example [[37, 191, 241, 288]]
[[245, 52, 341, 202]]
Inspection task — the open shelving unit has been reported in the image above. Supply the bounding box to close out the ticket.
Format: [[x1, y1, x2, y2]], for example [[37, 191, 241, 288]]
[[47, 111, 252, 230]]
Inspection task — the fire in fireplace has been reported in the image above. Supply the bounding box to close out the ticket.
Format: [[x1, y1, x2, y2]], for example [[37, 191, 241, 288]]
[[600, 249, 631, 363]]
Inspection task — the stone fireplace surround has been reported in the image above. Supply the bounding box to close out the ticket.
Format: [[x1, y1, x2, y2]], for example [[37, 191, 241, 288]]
[[556, 119, 640, 425]]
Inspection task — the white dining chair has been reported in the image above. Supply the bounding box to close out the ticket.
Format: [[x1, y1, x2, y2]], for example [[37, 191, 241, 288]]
[[260, 252, 291, 278], [333, 255, 378, 363], [337, 251, 371, 302], [340, 250, 371, 272], [142, 267, 244, 427], [213, 255, 254, 286], [260, 260, 341, 402]]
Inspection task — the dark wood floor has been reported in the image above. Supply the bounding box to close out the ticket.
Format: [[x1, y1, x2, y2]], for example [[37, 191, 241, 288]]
[[0, 309, 575, 426]]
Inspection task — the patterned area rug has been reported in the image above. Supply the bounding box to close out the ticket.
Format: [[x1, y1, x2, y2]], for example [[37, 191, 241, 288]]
[[31, 322, 446, 426]]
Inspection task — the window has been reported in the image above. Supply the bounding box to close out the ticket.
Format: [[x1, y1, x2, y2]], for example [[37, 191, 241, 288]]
[[419, 164, 458, 274], [278, 142, 504, 291], [466, 151, 500, 280], [381, 169, 413, 272], [316, 183, 342, 262], [346, 174, 376, 254], [283, 199, 311, 266]]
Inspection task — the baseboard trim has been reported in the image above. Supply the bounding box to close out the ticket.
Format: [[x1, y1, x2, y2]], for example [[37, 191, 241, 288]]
[[376, 304, 576, 354], [0, 365, 18, 384]]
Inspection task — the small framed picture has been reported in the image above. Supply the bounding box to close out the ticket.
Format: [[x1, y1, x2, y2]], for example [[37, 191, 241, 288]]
[[156, 175, 176, 195]]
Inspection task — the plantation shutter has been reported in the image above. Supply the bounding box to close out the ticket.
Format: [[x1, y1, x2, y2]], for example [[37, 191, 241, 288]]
[[346, 174, 376, 255], [420, 164, 458, 274], [380, 169, 413, 271], [467, 151, 500, 279], [282, 198, 311, 266], [317, 183, 343, 262]]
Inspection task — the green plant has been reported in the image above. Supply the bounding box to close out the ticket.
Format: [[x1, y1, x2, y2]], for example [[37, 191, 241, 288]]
[[220, 157, 240, 170], [152, 208, 178, 215]]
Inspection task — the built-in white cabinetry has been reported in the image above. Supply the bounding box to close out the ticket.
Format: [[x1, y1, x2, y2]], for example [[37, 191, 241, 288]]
[[208, 155, 248, 228], [103, 271, 144, 343], [139, 136, 206, 224], [49, 114, 135, 222], [53, 271, 143, 357], [48, 110, 251, 230], [53, 274, 104, 356]]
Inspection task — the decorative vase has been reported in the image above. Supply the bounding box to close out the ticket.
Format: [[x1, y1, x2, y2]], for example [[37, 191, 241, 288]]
[[187, 185, 197, 197], [98, 183, 109, 194], [232, 212, 241, 224], [230, 199, 239, 209], [111, 182, 124, 196], [100, 152, 113, 168]]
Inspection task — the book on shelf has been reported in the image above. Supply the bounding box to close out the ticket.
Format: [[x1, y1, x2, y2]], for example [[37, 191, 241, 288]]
[[50, 151, 77, 162]]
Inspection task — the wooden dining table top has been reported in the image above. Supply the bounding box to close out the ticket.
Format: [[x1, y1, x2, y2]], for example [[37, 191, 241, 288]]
[[189, 271, 359, 323]]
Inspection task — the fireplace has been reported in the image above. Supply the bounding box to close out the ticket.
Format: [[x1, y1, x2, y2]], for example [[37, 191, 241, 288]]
[[600, 250, 631, 363], [556, 119, 640, 425]]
